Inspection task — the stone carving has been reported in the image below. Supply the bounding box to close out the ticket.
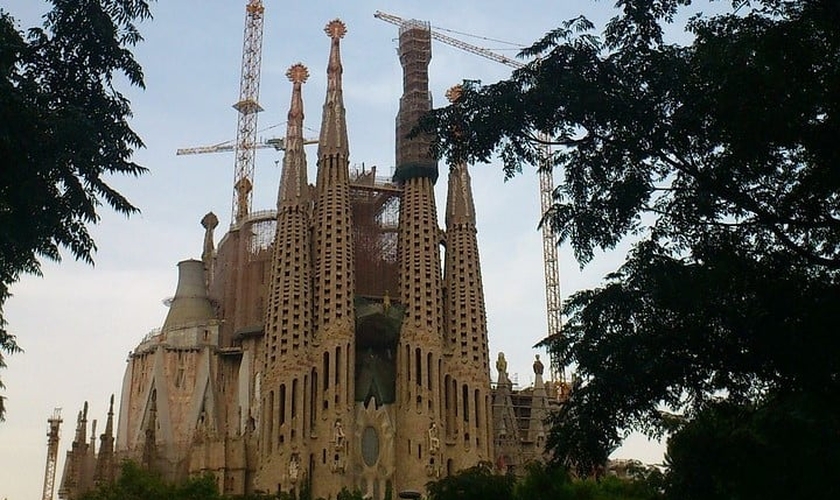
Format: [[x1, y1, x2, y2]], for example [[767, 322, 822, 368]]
[[331, 419, 347, 473], [289, 453, 300, 483], [428, 422, 440, 455], [533, 354, 544, 376], [496, 352, 507, 376], [333, 419, 346, 451]]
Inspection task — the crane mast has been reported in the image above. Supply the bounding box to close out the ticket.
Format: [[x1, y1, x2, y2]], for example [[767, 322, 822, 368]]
[[42, 408, 62, 500], [375, 11, 567, 393], [231, 0, 265, 223]]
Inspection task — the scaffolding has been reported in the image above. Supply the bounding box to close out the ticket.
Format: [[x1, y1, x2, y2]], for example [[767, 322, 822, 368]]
[[350, 166, 401, 298]]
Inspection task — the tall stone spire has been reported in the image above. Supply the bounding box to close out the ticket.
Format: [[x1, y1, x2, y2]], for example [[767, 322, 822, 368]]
[[317, 20, 349, 159], [438, 84, 493, 471], [393, 21, 446, 493], [94, 395, 116, 485], [264, 63, 312, 364], [312, 19, 355, 336], [310, 19, 356, 494], [260, 65, 314, 474], [444, 159, 488, 365], [442, 84, 488, 365], [58, 402, 93, 499]]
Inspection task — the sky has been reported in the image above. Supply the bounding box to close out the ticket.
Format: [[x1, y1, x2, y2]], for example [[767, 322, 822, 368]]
[[0, 1, 664, 499]]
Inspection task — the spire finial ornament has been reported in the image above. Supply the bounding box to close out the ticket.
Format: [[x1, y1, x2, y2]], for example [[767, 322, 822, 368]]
[[286, 63, 309, 84], [324, 19, 347, 39], [278, 62, 309, 205]]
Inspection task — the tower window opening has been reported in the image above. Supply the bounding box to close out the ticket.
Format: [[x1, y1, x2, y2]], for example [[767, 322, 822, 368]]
[[323, 352, 330, 391], [415, 348, 422, 386], [279, 385, 286, 425], [292, 378, 298, 418], [462, 384, 469, 423]]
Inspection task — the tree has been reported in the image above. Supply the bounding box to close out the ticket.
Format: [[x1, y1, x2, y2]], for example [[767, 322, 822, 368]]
[[420, 0, 840, 482], [515, 462, 662, 500], [80, 461, 220, 500], [425, 463, 515, 500], [664, 391, 840, 500], [425, 462, 661, 500], [0, 0, 152, 419]]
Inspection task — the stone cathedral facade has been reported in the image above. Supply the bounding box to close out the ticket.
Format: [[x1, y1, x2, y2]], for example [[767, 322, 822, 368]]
[[58, 20, 554, 500]]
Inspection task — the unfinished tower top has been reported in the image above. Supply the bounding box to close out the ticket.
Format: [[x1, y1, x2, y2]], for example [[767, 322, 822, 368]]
[[393, 20, 436, 184]]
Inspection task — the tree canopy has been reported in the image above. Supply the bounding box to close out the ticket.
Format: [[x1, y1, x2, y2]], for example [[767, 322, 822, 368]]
[[0, 0, 151, 419], [420, 0, 840, 482], [80, 461, 220, 500]]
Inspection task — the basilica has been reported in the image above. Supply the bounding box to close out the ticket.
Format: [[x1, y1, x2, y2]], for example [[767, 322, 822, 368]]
[[58, 18, 556, 500]]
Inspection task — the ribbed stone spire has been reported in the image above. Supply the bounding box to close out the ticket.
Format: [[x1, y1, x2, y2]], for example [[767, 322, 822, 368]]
[[312, 18, 355, 334], [318, 20, 349, 159], [444, 160, 487, 364], [264, 64, 313, 366], [278, 63, 310, 207], [94, 395, 115, 485]]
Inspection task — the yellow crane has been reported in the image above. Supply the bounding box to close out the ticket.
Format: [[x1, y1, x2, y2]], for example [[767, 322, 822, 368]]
[[374, 11, 567, 397], [41, 408, 62, 500]]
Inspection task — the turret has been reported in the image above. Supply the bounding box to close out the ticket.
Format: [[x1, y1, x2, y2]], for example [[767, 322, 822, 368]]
[[163, 260, 215, 331]]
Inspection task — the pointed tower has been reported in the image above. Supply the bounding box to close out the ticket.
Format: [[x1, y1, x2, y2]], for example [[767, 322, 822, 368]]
[[442, 163, 493, 470], [94, 395, 116, 486], [58, 403, 90, 499], [260, 62, 316, 493], [392, 20, 447, 490], [308, 20, 357, 497]]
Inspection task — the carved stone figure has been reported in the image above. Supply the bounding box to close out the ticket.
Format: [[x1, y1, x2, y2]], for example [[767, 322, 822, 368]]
[[533, 354, 544, 376], [428, 422, 440, 455]]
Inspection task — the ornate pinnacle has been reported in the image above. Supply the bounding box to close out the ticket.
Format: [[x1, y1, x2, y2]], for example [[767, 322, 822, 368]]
[[324, 19, 347, 39], [286, 63, 310, 84], [445, 85, 464, 103]]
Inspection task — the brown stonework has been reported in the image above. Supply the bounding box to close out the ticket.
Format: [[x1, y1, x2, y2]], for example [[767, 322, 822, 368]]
[[58, 17, 556, 500]]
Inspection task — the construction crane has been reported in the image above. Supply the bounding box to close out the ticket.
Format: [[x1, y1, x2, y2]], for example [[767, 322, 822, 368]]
[[374, 11, 567, 396], [42, 408, 62, 500], [177, 0, 264, 225], [176, 136, 319, 156]]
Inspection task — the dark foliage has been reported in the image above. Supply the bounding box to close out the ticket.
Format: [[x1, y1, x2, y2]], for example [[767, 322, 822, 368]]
[[80, 461, 220, 500], [419, 0, 840, 487], [0, 0, 152, 418], [664, 391, 840, 500], [426, 463, 515, 500]]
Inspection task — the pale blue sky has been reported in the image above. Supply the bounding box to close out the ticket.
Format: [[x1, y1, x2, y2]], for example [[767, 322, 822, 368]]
[[0, 2, 666, 498]]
